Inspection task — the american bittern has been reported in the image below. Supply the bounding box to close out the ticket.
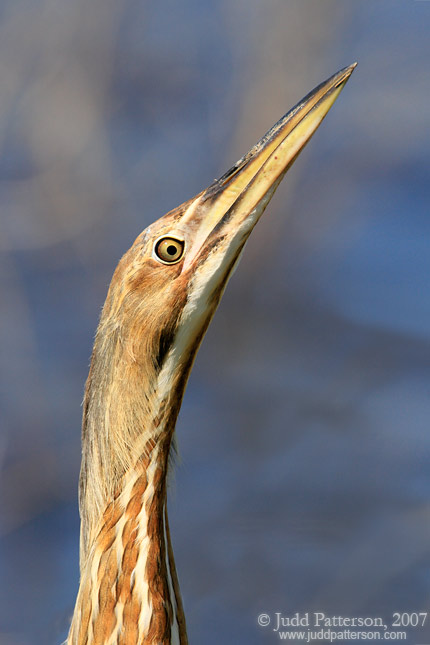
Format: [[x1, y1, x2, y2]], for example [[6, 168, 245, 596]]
[[68, 64, 356, 644]]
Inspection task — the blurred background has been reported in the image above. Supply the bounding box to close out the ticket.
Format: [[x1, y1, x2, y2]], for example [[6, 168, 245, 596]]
[[0, 1, 429, 643]]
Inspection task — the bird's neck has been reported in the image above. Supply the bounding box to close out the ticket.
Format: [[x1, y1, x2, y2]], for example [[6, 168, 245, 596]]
[[68, 311, 189, 644], [69, 441, 187, 644]]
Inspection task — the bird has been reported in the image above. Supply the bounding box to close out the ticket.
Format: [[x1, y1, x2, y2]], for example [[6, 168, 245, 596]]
[[67, 63, 356, 645]]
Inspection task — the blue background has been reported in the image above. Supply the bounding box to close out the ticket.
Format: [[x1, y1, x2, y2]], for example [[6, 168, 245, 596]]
[[0, 2, 429, 643]]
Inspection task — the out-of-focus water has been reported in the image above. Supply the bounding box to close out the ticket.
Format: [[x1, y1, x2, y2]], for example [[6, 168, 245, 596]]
[[0, 2, 429, 644]]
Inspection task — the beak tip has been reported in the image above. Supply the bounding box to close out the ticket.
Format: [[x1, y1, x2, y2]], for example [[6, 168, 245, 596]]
[[333, 62, 357, 91], [344, 61, 358, 77]]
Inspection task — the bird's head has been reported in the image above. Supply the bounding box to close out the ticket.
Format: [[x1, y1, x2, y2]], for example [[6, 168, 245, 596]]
[[99, 64, 355, 415]]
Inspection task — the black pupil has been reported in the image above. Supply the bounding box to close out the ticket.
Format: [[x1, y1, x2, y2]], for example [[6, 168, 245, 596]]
[[167, 245, 177, 256]]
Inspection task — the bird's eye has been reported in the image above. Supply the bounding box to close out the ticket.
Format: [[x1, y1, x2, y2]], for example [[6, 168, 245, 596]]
[[154, 237, 185, 264]]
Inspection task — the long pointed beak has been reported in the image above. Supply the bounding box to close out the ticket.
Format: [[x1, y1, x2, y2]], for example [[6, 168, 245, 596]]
[[181, 63, 356, 270]]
